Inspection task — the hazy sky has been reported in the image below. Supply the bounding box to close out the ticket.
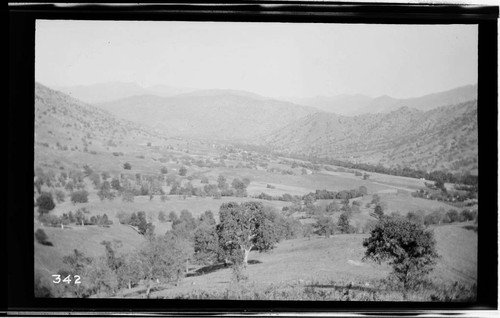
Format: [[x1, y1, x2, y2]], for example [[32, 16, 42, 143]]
[[36, 20, 477, 99]]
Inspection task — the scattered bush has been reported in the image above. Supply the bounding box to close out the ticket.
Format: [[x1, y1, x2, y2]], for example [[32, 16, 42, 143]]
[[70, 190, 89, 204], [121, 191, 135, 203], [445, 209, 460, 223], [460, 209, 477, 222], [371, 194, 381, 205], [36, 192, 56, 215], [54, 190, 66, 203], [129, 211, 154, 235], [158, 211, 167, 222], [89, 214, 113, 227], [337, 211, 355, 234], [424, 210, 444, 226], [370, 205, 384, 220], [406, 210, 425, 225], [97, 181, 116, 201], [38, 214, 62, 227], [315, 215, 336, 238], [179, 166, 187, 176], [123, 162, 132, 170], [117, 211, 132, 225], [35, 229, 52, 245]]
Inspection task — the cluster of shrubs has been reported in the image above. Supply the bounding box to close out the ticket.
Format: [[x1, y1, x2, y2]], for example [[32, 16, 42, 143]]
[[284, 160, 322, 172], [383, 208, 477, 227], [313, 204, 361, 237], [254, 187, 367, 205], [421, 209, 477, 226], [266, 167, 295, 175], [169, 176, 250, 199], [116, 211, 154, 235], [253, 192, 299, 202], [282, 199, 345, 217], [38, 207, 113, 228], [412, 186, 477, 204], [303, 187, 368, 201]]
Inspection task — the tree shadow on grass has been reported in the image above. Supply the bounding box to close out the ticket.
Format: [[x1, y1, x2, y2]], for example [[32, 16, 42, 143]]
[[187, 260, 262, 277], [462, 225, 478, 233]]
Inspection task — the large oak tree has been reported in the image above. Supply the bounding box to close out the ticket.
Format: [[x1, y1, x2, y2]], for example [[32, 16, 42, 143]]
[[216, 202, 279, 265]]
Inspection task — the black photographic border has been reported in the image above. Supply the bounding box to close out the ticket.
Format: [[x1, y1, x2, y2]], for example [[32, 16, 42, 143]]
[[7, 2, 498, 315]]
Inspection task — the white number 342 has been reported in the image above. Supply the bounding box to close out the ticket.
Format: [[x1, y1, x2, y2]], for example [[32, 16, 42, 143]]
[[52, 274, 81, 284]]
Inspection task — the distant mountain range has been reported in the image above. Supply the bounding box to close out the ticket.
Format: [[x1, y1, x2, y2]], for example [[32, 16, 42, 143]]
[[96, 91, 319, 141], [55, 82, 195, 104], [289, 84, 477, 116], [58, 81, 476, 116], [39, 82, 478, 173]]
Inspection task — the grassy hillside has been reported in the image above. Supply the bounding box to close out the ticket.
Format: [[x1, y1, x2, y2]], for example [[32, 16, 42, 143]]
[[35, 82, 174, 173], [35, 223, 146, 276], [96, 92, 319, 140], [263, 100, 478, 174], [146, 222, 476, 300]]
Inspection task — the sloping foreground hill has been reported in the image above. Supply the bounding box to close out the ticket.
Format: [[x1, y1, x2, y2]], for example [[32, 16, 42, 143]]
[[147, 222, 476, 300], [262, 100, 478, 173], [96, 91, 320, 141], [35, 223, 146, 279]]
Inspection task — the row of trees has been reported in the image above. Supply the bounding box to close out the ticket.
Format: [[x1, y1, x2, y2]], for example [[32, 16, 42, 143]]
[[169, 175, 250, 198], [412, 186, 477, 204], [35, 191, 89, 215], [284, 154, 478, 187], [117, 211, 155, 235], [37, 207, 113, 228], [303, 187, 367, 201], [254, 187, 367, 206]]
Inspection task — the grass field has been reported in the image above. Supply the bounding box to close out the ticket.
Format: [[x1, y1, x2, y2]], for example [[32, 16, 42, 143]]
[[48, 195, 291, 224], [143, 222, 477, 300], [35, 223, 146, 277]]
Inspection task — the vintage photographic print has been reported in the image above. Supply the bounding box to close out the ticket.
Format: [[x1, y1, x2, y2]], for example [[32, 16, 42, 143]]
[[34, 20, 478, 300]]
